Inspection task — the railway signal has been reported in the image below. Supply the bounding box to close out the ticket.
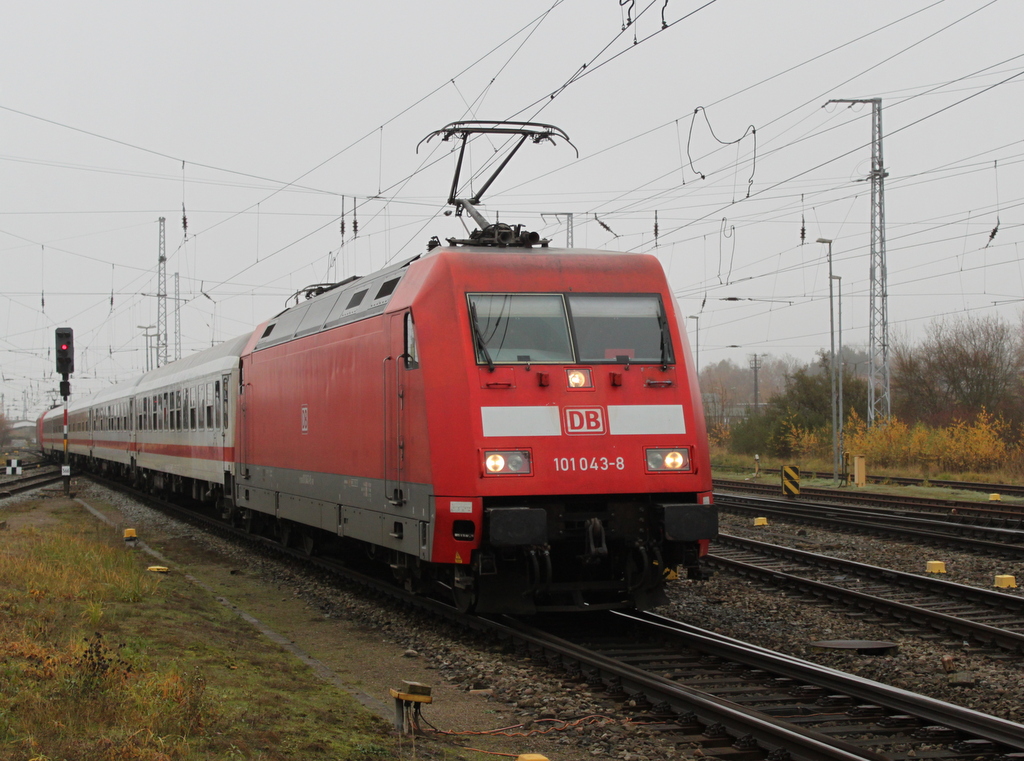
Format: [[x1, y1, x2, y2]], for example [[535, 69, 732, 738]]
[[55, 327, 74, 376], [54, 326, 73, 496]]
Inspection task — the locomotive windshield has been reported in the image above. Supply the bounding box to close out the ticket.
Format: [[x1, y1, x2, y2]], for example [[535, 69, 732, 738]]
[[567, 294, 671, 363], [468, 294, 574, 363], [468, 292, 672, 365]]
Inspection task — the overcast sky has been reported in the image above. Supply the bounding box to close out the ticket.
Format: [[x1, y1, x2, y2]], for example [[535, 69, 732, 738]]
[[2, 0, 1023, 419]]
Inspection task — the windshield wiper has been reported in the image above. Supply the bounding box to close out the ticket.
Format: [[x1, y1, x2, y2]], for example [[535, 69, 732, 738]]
[[657, 312, 672, 371], [469, 303, 495, 372]]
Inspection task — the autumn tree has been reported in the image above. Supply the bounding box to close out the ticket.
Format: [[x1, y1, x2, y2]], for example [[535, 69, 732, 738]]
[[729, 353, 869, 456]]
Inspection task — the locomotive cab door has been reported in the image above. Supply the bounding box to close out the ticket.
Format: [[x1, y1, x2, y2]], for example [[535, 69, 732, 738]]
[[384, 310, 418, 505]]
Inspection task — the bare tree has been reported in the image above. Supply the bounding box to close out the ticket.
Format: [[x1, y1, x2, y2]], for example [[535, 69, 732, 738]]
[[892, 315, 1024, 426], [0, 412, 11, 448]]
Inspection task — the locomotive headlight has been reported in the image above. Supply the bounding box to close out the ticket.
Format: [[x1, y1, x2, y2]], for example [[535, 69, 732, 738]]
[[483, 450, 532, 475], [566, 368, 593, 389], [664, 450, 687, 469], [645, 447, 690, 472]]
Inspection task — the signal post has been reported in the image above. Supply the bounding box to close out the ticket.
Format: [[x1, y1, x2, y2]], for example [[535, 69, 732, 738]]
[[55, 327, 74, 496]]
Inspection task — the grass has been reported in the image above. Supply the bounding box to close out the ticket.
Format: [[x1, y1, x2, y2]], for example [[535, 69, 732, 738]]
[[0, 500, 404, 761]]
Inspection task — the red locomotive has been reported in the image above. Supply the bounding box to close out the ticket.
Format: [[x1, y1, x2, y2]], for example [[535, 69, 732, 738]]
[[39, 122, 717, 613]]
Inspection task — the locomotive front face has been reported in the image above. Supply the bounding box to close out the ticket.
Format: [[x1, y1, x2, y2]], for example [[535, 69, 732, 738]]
[[418, 250, 717, 614]]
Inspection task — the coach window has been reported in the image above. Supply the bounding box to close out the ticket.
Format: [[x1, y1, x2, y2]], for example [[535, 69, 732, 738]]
[[206, 382, 214, 429], [198, 386, 205, 431], [176, 390, 182, 430], [206, 383, 215, 432], [214, 381, 222, 429], [152, 395, 158, 431], [222, 376, 230, 429]]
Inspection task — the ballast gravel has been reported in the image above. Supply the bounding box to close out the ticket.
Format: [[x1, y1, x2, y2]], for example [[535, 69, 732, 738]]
[[60, 484, 1024, 758]]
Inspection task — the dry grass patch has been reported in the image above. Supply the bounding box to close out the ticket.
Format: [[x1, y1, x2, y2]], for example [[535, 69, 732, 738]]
[[0, 502, 401, 760]]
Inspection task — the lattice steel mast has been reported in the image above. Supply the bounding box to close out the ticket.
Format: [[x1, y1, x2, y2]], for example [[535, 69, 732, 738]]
[[828, 98, 890, 424], [156, 217, 168, 367], [174, 271, 181, 361]]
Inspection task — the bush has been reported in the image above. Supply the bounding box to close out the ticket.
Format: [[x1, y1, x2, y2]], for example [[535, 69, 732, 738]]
[[843, 409, 1013, 473]]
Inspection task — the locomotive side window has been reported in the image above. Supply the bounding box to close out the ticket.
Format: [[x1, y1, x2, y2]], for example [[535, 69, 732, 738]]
[[375, 278, 400, 300], [567, 294, 672, 365], [294, 291, 342, 337], [467, 294, 573, 364], [259, 304, 308, 346], [323, 287, 368, 326], [404, 312, 419, 369], [347, 289, 367, 309]]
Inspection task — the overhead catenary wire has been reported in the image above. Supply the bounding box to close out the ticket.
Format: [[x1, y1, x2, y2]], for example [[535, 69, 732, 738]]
[[5, 2, 1024, 404]]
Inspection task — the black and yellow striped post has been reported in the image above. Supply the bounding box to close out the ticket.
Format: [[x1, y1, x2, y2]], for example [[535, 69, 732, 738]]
[[782, 465, 800, 497]]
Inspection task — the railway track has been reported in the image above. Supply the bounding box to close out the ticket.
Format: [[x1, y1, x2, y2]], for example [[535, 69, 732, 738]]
[[0, 466, 63, 498], [707, 533, 1024, 654], [73, 473, 1024, 760], [512, 611, 1024, 760], [749, 468, 1024, 500], [715, 478, 1024, 524], [715, 492, 1024, 558]]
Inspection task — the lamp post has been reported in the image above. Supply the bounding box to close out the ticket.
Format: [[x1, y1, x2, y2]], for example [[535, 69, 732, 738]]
[[138, 325, 156, 373], [687, 315, 700, 373], [749, 353, 762, 412], [816, 238, 839, 484], [831, 275, 843, 482]]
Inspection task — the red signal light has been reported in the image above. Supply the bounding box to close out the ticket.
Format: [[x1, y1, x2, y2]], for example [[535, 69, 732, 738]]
[[55, 327, 74, 374]]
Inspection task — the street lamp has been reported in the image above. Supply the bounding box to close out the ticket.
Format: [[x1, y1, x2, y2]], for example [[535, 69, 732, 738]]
[[138, 325, 156, 373], [831, 275, 844, 481], [816, 238, 839, 485], [687, 315, 700, 373]]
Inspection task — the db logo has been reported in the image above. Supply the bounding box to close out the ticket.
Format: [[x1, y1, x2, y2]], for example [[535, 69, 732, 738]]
[[564, 407, 605, 435]]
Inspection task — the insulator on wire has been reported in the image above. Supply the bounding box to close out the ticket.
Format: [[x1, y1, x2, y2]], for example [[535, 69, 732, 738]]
[[654, 211, 659, 245], [182, 203, 188, 236], [595, 213, 617, 238], [800, 215, 806, 244], [353, 200, 359, 238], [987, 219, 999, 247]]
